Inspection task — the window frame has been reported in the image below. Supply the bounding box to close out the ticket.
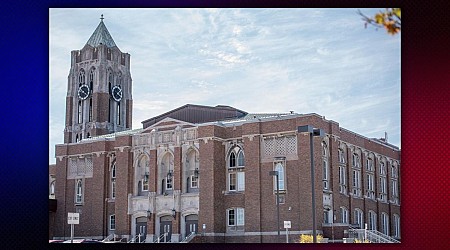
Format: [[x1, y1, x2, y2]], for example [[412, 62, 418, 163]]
[[75, 179, 83, 204], [227, 146, 245, 192], [227, 207, 245, 231], [354, 208, 364, 229], [109, 214, 116, 231]]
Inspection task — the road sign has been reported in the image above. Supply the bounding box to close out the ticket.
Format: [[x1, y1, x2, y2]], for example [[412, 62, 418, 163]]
[[68, 212, 80, 224], [284, 221, 291, 229]]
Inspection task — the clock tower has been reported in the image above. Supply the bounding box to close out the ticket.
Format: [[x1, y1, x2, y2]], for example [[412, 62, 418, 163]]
[[64, 15, 132, 143]]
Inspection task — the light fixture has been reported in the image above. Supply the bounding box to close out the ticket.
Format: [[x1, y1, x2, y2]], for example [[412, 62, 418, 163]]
[[147, 209, 152, 220], [171, 208, 176, 219]]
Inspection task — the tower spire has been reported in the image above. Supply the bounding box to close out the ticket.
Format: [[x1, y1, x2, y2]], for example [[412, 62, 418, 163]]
[[100, 14, 104, 22]]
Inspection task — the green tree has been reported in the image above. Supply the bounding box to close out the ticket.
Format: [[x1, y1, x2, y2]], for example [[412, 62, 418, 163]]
[[358, 8, 401, 35]]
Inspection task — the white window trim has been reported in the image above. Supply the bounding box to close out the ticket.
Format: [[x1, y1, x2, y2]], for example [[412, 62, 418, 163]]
[[190, 175, 199, 189], [109, 214, 116, 231], [340, 207, 349, 224], [273, 162, 286, 191]]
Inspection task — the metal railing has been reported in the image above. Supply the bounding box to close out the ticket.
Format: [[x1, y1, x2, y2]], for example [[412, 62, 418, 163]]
[[128, 234, 146, 243], [154, 233, 166, 243], [348, 225, 400, 243], [180, 232, 196, 243]]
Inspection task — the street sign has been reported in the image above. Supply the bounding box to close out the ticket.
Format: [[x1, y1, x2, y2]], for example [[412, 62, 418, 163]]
[[284, 221, 291, 229], [68, 212, 80, 224]]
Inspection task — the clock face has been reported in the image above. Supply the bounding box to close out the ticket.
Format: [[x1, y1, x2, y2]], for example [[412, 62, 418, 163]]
[[112, 85, 123, 102], [77, 84, 90, 100]]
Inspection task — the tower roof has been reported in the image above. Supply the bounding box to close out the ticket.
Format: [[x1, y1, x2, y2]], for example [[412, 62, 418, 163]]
[[85, 15, 117, 48]]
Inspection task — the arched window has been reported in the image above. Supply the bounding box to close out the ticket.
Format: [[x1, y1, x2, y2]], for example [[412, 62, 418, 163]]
[[88, 98, 93, 122], [227, 147, 245, 192], [340, 206, 349, 224], [75, 179, 83, 204], [354, 208, 364, 229], [338, 148, 345, 163], [185, 149, 199, 193], [78, 69, 85, 87], [274, 162, 285, 190], [50, 181, 55, 196]]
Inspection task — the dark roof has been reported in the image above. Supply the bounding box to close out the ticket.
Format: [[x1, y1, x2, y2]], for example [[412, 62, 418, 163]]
[[141, 104, 247, 129], [85, 19, 117, 48]]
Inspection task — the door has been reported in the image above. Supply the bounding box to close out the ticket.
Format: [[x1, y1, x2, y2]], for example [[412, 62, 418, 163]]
[[185, 214, 198, 237], [135, 216, 147, 242], [160, 216, 172, 242]]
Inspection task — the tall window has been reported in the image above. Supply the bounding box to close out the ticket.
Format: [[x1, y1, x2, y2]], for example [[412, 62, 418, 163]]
[[77, 100, 83, 123], [117, 103, 121, 125], [391, 163, 399, 204], [368, 210, 377, 230], [227, 147, 245, 192], [338, 149, 345, 163], [381, 213, 389, 235], [352, 153, 360, 168], [111, 162, 116, 199], [352, 169, 361, 197], [110, 214, 116, 230], [78, 69, 85, 87], [354, 208, 364, 229], [50, 181, 55, 196], [379, 161, 387, 202], [366, 158, 374, 171], [366, 173, 375, 199], [323, 160, 329, 190], [75, 179, 83, 204], [227, 208, 244, 231], [273, 162, 285, 191], [322, 142, 329, 190], [323, 209, 331, 224], [393, 214, 400, 238], [340, 207, 349, 224], [88, 98, 93, 122], [339, 165, 347, 194]]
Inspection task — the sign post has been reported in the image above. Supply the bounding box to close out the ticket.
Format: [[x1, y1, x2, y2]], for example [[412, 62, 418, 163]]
[[284, 221, 291, 243], [68, 213, 80, 243]]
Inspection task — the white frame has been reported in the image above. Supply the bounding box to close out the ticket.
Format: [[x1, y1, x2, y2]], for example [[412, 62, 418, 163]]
[[110, 214, 116, 231]]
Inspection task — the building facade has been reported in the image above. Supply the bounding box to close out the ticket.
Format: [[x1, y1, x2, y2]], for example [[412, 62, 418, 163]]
[[50, 18, 401, 243]]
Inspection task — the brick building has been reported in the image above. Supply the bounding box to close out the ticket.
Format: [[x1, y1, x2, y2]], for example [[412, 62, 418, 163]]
[[50, 18, 401, 243]]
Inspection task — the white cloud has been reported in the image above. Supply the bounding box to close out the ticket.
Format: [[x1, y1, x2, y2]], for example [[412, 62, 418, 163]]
[[49, 8, 400, 164]]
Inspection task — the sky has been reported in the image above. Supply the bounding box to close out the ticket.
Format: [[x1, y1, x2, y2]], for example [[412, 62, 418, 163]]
[[49, 8, 401, 164]]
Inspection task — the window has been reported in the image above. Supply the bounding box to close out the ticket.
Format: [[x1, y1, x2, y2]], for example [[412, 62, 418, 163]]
[[229, 172, 245, 191], [77, 100, 83, 123], [323, 209, 331, 224], [366, 173, 375, 199], [339, 165, 347, 194], [338, 149, 345, 163], [393, 214, 400, 238], [274, 162, 285, 191], [50, 181, 55, 196], [354, 209, 364, 229], [117, 103, 121, 125], [379, 176, 387, 201], [381, 213, 389, 235], [78, 69, 85, 86], [191, 175, 198, 188], [166, 174, 173, 190], [111, 162, 116, 198], [227, 147, 245, 192], [380, 162, 386, 176], [322, 160, 329, 190], [110, 214, 116, 230], [227, 208, 244, 231], [141, 175, 149, 191], [352, 169, 361, 197], [391, 179, 398, 198], [368, 210, 377, 230], [366, 158, 374, 171], [88, 98, 93, 122], [340, 207, 349, 224], [75, 179, 83, 204], [160, 153, 173, 195], [391, 165, 398, 178], [352, 153, 360, 168]]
